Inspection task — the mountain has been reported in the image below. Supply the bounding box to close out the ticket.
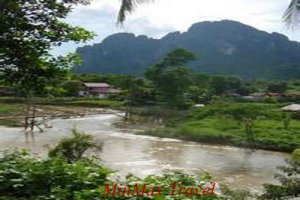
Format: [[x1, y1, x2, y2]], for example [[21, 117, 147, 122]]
[[75, 20, 300, 79]]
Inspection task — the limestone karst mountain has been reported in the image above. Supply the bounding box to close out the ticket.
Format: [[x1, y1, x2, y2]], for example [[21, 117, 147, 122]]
[[76, 20, 300, 79]]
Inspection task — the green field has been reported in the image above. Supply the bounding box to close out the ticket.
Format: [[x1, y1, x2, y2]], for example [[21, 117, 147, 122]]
[[143, 102, 300, 152]]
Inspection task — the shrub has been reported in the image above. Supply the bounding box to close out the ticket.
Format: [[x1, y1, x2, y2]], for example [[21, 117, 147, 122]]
[[0, 150, 111, 199], [49, 129, 102, 163], [261, 149, 300, 199]]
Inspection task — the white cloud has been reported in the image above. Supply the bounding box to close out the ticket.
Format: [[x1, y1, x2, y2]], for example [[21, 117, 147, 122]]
[[53, 0, 300, 55]]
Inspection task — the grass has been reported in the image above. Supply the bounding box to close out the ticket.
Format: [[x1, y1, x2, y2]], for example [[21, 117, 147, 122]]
[[0, 105, 17, 113], [0, 96, 123, 108], [62, 99, 123, 107], [0, 104, 23, 127], [142, 101, 300, 152]]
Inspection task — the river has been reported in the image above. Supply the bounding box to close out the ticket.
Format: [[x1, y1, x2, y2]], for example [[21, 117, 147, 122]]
[[0, 113, 289, 192]]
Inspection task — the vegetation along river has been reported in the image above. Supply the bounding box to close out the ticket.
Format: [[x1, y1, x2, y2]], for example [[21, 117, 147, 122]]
[[0, 113, 289, 192]]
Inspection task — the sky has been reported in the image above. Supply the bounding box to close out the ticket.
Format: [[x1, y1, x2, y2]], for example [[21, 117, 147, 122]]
[[52, 0, 300, 56]]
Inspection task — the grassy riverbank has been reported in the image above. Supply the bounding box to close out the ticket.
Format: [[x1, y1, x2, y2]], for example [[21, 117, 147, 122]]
[[1, 97, 299, 152], [141, 101, 300, 152]]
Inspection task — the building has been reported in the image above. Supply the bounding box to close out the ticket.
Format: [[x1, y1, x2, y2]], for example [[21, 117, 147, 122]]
[[79, 83, 121, 99]]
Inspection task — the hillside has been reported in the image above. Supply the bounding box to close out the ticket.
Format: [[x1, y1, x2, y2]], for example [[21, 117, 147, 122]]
[[75, 20, 300, 79]]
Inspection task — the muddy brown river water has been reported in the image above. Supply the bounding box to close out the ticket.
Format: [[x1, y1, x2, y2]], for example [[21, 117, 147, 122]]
[[0, 113, 289, 192]]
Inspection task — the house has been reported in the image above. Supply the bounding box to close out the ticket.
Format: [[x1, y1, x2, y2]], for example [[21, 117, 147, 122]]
[[79, 83, 121, 99]]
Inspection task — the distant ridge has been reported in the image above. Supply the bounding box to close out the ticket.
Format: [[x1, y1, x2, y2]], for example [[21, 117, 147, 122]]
[[75, 20, 300, 79]]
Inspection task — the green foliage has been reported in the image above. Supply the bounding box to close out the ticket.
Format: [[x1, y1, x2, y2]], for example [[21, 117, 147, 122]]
[[260, 185, 286, 200], [0, 142, 224, 199], [74, 172, 222, 199], [145, 49, 196, 109], [209, 75, 247, 95], [261, 149, 300, 199], [0, 0, 94, 96], [60, 80, 84, 96], [75, 21, 300, 80], [193, 102, 282, 121], [143, 102, 300, 152], [282, 113, 291, 130], [0, 150, 223, 199], [0, 150, 111, 200], [222, 186, 255, 200], [292, 148, 300, 162], [121, 77, 157, 106], [267, 82, 288, 93], [244, 118, 255, 144], [49, 129, 102, 163]]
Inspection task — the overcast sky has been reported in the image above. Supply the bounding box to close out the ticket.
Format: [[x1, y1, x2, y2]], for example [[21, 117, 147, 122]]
[[52, 0, 300, 55]]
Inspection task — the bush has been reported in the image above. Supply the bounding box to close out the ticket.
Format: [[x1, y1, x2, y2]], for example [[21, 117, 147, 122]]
[[261, 149, 300, 199], [0, 150, 111, 199], [49, 129, 102, 163], [0, 150, 225, 199]]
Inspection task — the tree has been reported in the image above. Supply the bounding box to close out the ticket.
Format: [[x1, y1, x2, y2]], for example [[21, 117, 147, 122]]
[[0, 0, 94, 130], [60, 80, 84, 96], [145, 49, 196, 108], [209, 76, 241, 95], [0, 0, 94, 96], [282, 113, 291, 130], [267, 82, 288, 93], [244, 118, 255, 145]]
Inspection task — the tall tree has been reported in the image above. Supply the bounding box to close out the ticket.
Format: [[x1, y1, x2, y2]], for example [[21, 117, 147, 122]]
[[0, 0, 94, 130], [145, 48, 196, 108], [0, 0, 94, 96]]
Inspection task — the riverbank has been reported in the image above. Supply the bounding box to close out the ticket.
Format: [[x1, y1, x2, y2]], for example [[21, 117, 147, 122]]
[[1, 98, 299, 152], [0, 102, 121, 128], [0, 113, 289, 194], [0, 97, 123, 107], [137, 102, 300, 153], [0, 97, 123, 127]]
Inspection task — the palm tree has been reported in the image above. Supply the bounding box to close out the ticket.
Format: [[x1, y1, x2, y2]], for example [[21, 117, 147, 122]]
[[62, 0, 149, 23], [283, 0, 300, 28], [121, 0, 298, 27], [118, 0, 150, 23], [63, 0, 297, 26]]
